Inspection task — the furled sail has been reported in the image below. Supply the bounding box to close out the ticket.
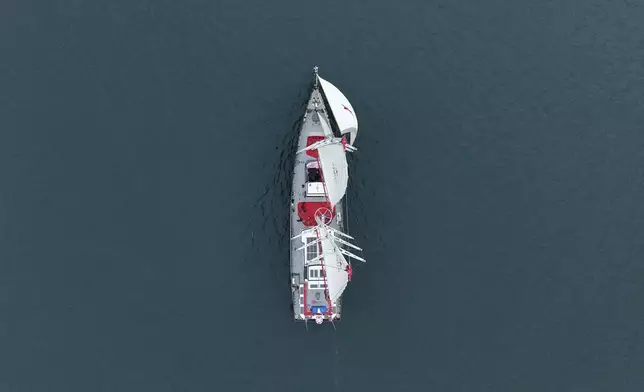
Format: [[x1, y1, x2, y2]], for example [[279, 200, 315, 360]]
[[318, 76, 359, 144], [318, 109, 334, 137]]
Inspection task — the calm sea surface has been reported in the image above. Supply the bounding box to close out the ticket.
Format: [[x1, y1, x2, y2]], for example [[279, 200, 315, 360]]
[[1, 1, 643, 391]]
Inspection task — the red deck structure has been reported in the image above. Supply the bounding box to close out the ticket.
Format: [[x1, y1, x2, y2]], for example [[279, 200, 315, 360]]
[[305, 136, 325, 158], [297, 202, 335, 226]]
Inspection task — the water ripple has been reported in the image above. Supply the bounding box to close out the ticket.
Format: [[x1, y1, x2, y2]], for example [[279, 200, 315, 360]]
[[240, 83, 309, 282]]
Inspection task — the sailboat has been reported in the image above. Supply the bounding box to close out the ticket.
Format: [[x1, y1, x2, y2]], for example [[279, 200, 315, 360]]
[[289, 67, 365, 324]]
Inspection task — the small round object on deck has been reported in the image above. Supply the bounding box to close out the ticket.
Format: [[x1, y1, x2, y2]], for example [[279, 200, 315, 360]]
[[314, 207, 333, 226]]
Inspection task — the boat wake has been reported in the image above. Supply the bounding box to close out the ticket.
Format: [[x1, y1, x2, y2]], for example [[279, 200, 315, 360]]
[[240, 83, 309, 279]]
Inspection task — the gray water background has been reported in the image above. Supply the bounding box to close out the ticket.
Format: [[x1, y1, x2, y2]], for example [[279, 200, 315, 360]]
[[1, 1, 644, 391]]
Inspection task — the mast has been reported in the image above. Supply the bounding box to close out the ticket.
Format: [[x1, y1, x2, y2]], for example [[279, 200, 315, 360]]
[[293, 215, 366, 307], [292, 223, 366, 264]]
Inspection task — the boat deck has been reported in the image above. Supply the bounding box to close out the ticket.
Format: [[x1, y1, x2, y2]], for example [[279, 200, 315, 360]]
[[290, 86, 347, 323]]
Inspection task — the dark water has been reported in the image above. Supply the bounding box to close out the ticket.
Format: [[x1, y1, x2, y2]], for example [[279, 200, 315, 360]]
[[2, 1, 644, 391]]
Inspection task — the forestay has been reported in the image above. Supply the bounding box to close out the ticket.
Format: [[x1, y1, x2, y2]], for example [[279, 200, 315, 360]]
[[318, 76, 359, 144]]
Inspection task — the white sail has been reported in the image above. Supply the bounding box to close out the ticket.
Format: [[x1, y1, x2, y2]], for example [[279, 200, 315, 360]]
[[291, 222, 365, 303], [317, 140, 348, 207], [317, 228, 349, 302], [318, 76, 359, 144]]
